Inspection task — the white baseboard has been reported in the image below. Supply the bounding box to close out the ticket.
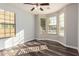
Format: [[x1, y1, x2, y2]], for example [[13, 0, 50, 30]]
[[36, 38, 78, 51], [50, 39, 78, 50]]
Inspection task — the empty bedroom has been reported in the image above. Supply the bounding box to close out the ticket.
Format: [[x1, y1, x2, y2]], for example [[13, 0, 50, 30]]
[[0, 3, 79, 56]]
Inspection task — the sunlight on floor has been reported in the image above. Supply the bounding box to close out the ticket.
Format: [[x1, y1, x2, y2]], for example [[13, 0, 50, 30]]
[[18, 45, 48, 55]]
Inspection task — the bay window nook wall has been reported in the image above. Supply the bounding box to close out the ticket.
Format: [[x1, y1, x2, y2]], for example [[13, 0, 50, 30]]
[[40, 12, 64, 37], [36, 4, 78, 50]]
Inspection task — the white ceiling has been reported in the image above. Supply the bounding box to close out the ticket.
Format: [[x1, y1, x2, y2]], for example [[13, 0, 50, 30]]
[[13, 3, 69, 15]]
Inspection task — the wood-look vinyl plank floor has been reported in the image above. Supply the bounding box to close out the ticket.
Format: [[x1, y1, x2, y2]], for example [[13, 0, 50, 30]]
[[0, 40, 78, 56]]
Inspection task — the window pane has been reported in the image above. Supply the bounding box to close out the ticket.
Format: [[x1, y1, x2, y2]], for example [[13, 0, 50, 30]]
[[0, 24, 4, 29], [5, 29, 10, 33], [5, 33, 10, 37], [0, 14, 4, 19], [4, 24, 10, 29], [5, 15, 10, 23], [0, 19, 4, 23], [5, 20, 10, 23], [10, 20, 14, 24], [48, 16, 57, 34], [5, 11, 10, 16], [11, 33, 15, 37], [0, 33, 5, 38], [11, 28, 15, 32], [10, 12, 14, 17], [0, 24, 4, 38], [11, 17, 14, 21], [5, 25, 10, 33], [0, 9, 4, 15], [11, 25, 15, 28], [0, 29, 4, 34], [10, 12, 14, 21], [11, 25, 15, 33], [59, 13, 64, 36], [5, 15, 10, 20], [40, 18, 46, 30]]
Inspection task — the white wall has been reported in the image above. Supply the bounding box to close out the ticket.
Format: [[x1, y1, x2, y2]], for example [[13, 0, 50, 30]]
[[0, 3, 35, 50]]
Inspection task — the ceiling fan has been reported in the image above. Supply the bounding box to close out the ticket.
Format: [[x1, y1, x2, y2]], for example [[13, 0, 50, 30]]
[[24, 3, 49, 11]]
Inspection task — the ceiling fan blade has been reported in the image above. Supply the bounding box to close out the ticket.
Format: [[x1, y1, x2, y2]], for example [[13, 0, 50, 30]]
[[40, 3, 49, 6], [31, 7, 35, 11], [24, 3, 37, 5], [40, 8, 43, 11]]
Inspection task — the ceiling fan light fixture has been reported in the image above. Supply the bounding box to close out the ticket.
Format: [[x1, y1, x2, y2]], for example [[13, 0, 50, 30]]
[[31, 7, 35, 11], [24, 3, 49, 11], [40, 8, 43, 11]]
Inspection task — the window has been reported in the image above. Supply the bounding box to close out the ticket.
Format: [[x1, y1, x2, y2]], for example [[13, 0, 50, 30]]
[[40, 18, 46, 31], [59, 13, 64, 36], [0, 9, 16, 38], [48, 16, 57, 34], [40, 18, 46, 34]]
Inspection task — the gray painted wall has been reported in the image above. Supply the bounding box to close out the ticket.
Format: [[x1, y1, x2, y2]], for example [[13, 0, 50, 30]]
[[0, 3, 35, 50], [65, 4, 78, 48], [78, 4, 79, 52]]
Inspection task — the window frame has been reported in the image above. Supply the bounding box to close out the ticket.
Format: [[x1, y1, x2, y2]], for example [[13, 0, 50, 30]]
[[47, 16, 57, 35], [58, 12, 64, 37], [0, 9, 16, 39], [40, 17, 47, 35]]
